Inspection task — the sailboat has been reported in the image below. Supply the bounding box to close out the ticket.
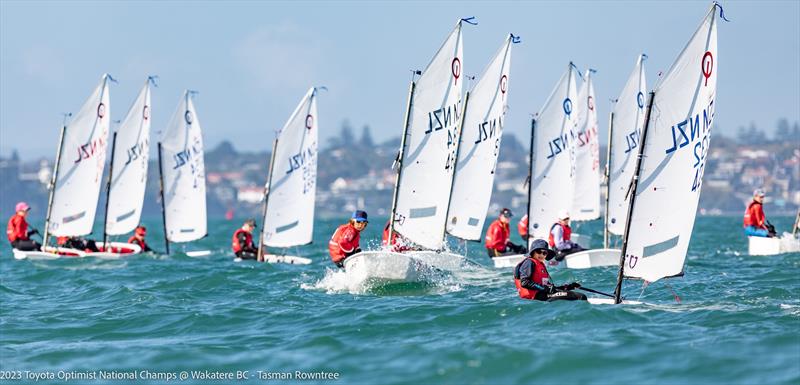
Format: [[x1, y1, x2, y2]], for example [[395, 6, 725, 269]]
[[157, 90, 209, 256], [253, 87, 320, 265], [493, 63, 579, 268], [567, 55, 648, 269], [98, 77, 156, 255], [747, 209, 800, 255], [560, 68, 623, 268], [591, 3, 722, 304], [14, 74, 142, 260], [444, 34, 514, 251], [343, 19, 467, 282]]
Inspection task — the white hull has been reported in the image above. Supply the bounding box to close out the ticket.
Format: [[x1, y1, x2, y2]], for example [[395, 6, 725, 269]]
[[564, 248, 622, 269], [587, 297, 643, 305], [492, 253, 526, 268], [748, 233, 800, 256], [186, 250, 212, 257], [405, 251, 465, 271], [343, 251, 435, 284], [13, 246, 86, 260], [264, 254, 312, 265]]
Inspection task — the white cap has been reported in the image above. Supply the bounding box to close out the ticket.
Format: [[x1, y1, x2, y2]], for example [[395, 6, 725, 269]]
[[558, 210, 570, 220]]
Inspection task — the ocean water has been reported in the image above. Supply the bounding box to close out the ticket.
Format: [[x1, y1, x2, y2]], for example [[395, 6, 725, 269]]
[[1, 215, 799, 385]]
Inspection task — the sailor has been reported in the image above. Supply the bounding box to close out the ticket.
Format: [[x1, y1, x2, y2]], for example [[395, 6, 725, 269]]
[[328, 210, 367, 268], [743, 189, 775, 237], [57, 236, 100, 252], [517, 214, 529, 242], [485, 208, 527, 258], [513, 238, 586, 301], [232, 218, 259, 260], [6, 202, 41, 251], [127, 225, 153, 252], [549, 211, 584, 261], [382, 219, 413, 252]]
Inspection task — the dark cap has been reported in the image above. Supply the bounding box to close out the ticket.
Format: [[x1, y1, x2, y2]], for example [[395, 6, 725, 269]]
[[352, 210, 368, 222], [529, 238, 556, 260], [500, 208, 513, 218], [244, 218, 257, 227]]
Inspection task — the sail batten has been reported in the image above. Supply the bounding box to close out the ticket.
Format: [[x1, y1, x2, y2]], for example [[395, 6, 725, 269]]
[[447, 35, 513, 241]]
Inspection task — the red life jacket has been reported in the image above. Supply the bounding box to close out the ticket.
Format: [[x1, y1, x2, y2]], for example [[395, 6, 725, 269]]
[[517, 215, 528, 237], [6, 214, 28, 242], [328, 223, 360, 264], [548, 223, 572, 248], [231, 228, 253, 253], [382, 221, 409, 252], [127, 236, 149, 251], [485, 219, 510, 251], [513, 257, 551, 299], [743, 201, 765, 228]]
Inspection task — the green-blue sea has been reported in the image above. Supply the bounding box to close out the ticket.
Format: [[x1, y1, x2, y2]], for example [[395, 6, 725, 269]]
[[1, 215, 799, 385]]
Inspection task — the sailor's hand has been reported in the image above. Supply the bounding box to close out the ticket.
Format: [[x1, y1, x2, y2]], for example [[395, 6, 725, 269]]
[[354, 248, 362, 254], [566, 282, 581, 290], [27, 229, 39, 236], [545, 284, 557, 294]]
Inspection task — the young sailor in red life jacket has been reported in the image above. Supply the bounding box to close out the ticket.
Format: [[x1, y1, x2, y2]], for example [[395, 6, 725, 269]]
[[513, 238, 586, 301], [743, 189, 775, 237], [485, 208, 527, 258], [382, 219, 413, 252], [549, 210, 584, 262], [232, 218, 259, 260], [57, 236, 100, 252], [517, 214, 529, 242], [6, 202, 41, 251], [328, 210, 368, 268], [127, 225, 153, 252]]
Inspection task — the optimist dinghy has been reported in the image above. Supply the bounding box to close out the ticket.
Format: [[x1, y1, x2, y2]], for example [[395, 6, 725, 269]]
[[22, 74, 141, 261], [343, 251, 437, 284], [748, 233, 800, 256]]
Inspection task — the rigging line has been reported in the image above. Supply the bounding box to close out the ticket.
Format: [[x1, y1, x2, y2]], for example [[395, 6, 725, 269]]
[[665, 282, 682, 303], [637, 281, 649, 301]]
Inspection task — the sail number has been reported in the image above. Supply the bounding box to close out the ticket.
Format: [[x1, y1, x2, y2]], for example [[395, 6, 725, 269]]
[[426, 99, 462, 170], [172, 135, 204, 189], [285, 142, 317, 194], [664, 98, 714, 192]]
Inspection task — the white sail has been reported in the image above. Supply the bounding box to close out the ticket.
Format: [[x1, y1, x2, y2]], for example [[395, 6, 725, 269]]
[[261, 87, 319, 247], [446, 35, 513, 241], [623, 6, 718, 282], [159, 91, 207, 243], [105, 79, 152, 235], [48, 75, 111, 237], [570, 69, 601, 221], [527, 64, 579, 239], [393, 20, 464, 250], [607, 55, 647, 235]]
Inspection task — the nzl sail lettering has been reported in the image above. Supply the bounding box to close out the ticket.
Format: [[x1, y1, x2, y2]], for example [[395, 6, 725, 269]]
[[286, 146, 315, 175], [575, 124, 597, 148], [624, 129, 640, 154], [172, 140, 202, 170], [474, 115, 503, 144], [73, 136, 107, 164], [425, 100, 462, 135], [124, 139, 149, 166], [664, 98, 715, 191], [546, 132, 570, 159]]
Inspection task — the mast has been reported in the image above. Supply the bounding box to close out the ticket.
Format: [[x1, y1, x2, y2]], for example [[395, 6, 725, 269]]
[[102, 132, 118, 249], [157, 142, 170, 255], [613, 91, 655, 304], [42, 117, 69, 249], [257, 137, 279, 261], [442, 91, 470, 246], [603, 111, 615, 248], [388, 81, 416, 244], [525, 118, 536, 246]]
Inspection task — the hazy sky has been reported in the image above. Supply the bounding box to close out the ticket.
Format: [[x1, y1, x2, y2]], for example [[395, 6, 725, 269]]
[[1, 0, 798, 159]]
